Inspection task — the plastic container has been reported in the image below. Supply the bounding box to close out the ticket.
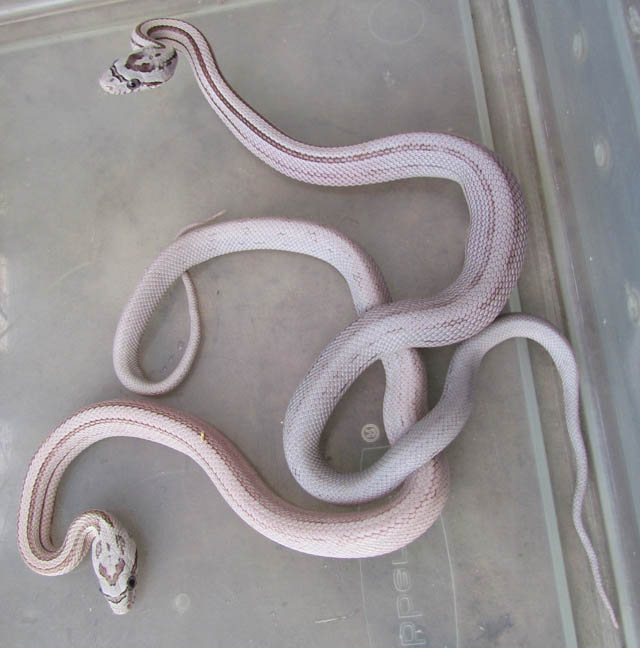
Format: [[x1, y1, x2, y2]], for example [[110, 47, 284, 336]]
[[1, 1, 636, 645]]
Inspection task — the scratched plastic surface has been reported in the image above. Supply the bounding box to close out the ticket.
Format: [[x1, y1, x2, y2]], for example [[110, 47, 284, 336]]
[[0, 1, 577, 646]]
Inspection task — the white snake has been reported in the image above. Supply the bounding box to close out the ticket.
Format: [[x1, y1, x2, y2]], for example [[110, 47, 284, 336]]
[[100, 18, 527, 496], [16, 18, 617, 626]]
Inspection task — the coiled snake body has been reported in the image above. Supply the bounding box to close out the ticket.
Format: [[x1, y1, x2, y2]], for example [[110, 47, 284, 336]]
[[17, 19, 616, 627]]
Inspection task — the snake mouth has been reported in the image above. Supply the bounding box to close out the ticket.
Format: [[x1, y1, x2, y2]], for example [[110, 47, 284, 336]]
[[102, 589, 128, 605], [99, 64, 127, 94], [101, 583, 136, 614]]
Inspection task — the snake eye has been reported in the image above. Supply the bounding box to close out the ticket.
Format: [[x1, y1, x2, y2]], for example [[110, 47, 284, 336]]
[[127, 576, 136, 589], [126, 79, 141, 90]]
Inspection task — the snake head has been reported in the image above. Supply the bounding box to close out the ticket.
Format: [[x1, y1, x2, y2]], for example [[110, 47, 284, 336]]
[[91, 515, 138, 614], [99, 46, 178, 95]]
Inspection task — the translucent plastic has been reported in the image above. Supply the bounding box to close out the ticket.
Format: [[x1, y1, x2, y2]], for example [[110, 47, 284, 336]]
[[0, 1, 628, 646]]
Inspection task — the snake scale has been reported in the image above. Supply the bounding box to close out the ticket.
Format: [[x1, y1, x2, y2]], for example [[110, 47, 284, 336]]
[[17, 18, 617, 627]]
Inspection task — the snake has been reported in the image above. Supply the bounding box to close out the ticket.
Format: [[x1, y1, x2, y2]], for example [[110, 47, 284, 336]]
[[17, 18, 617, 624], [17, 306, 616, 624], [17, 399, 448, 615], [104, 216, 616, 625], [99, 17, 527, 495]]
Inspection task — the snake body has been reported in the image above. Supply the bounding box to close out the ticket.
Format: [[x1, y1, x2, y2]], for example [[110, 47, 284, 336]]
[[16, 18, 617, 625], [18, 307, 615, 624], [113, 216, 430, 448], [17, 401, 448, 609], [101, 18, 527, 497]]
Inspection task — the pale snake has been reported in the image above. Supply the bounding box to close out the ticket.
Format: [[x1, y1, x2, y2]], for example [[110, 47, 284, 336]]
[[16, 19, 617, 627]]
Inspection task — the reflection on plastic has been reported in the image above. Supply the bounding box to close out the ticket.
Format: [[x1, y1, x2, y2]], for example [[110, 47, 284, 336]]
[[359, 446, 457, 647], [0, 254, 8, 352]]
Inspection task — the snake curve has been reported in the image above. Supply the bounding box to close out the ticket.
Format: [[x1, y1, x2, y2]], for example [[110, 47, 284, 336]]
[[100, 18, 527, 494], [105, 216, 617, 625], [17, 400, 448, 614], [19, 217, 446, 615], [15, 18, 615, 624], [18, 304, 617, 625]]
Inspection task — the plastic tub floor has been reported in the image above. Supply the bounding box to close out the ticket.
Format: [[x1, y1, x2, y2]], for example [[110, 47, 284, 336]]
[[0, 1, 600, 646]]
